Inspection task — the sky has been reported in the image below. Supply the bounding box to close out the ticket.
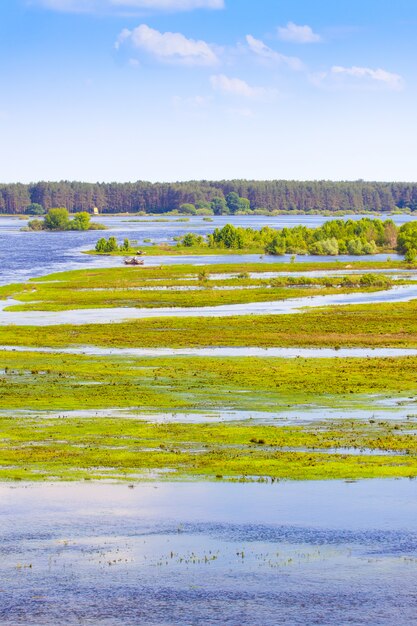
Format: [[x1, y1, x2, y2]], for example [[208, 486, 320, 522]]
[[1, 0, 416, 183]]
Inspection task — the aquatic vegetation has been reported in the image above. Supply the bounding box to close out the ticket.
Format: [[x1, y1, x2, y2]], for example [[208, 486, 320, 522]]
[[0, 259, 415, 484], [0, 416, 416, 482], [1, 298, 417, 350], [1, 351, 417, 412], [0, 263, 395, 312]]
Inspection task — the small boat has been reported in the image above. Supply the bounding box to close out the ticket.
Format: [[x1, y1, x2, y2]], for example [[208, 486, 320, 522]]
[[124, 257, 144, 266]]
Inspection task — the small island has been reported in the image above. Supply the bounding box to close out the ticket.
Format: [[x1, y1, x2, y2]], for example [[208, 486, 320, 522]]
[[88, 218, 417, 262], [22, 207, 106, 232]]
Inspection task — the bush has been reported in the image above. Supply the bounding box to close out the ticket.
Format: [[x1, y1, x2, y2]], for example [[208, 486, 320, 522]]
[[95, 237, 133, 253], [44, 208, 71, 231], [404, 248, 417, 264], [27, 218, 44, 231], [179, 203, 197, 215], [71, 212, 91, 231], [179, 233, 206, 248]]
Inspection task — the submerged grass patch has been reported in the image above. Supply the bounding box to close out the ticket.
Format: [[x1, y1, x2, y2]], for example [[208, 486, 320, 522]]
[[0, 351, 417, 412], [0, 263, 395, 312], [3, 285, 362, 312], [1, 299, 417, 349], [0, 416, 416, 482], [1, 263, 416, 484]]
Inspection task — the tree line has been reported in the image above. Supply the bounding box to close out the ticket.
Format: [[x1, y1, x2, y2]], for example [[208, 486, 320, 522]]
[[178, 219, 417, 261], [2, 180, 417, 214]]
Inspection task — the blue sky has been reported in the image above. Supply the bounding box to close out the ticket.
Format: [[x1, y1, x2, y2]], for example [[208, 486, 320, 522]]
[[1, 0, 416, 183]]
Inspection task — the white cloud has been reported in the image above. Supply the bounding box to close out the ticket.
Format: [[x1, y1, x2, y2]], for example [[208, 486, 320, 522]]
[[314, 65, 404, 91], [246, 35, 304, 71], [332, 66, 403, 89], [210, 74, 266, 99], [172, 95, 210, 108], [117, 24, 219, 66], [277, 22, 321, 44], [32, 0, 224, 13]]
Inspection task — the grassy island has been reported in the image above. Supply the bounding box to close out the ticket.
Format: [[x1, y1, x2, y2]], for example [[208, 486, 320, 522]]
[[0, 263, 396, 312], [23, 207, 106, 232], [89, 219, 417, 261]]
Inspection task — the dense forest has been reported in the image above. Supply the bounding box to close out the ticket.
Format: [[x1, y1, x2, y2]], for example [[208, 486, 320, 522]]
[[2, 180, 417, 215]]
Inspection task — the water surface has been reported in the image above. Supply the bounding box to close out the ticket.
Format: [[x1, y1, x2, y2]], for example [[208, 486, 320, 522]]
[[2, 283, 416, 325], [2, 344, 417, 359], [1, 481, 417, 625], [0, 214, 409, 286]]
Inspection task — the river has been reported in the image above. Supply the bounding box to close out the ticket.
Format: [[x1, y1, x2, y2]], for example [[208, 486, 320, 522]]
[[1, 480, 417, 626], [0, 213, 411, 286]]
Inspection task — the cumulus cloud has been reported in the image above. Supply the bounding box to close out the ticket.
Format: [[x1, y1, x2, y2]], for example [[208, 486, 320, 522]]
[[117, 24, 219, 66], [277, 22, 321, 44], [32, 0, 224, 13], [210, 74, 266, 99], [246, 35, 304, 71], [314, 65, 404, 91]]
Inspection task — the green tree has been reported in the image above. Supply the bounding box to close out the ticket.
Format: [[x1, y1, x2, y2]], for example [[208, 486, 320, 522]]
[[105, 236, 119, 252], [26, 203, 45, 216], [211, 196, 229, 215], [180, 233, 205, 247], [44, 208, 71, 231], [71, 211, 91, 231], [179, 203, 197, 215], [398, 223, 417, 255], [95, 238, 107, 253], [405, 248, 417, 264], [226, 192, 242, 214], [238, 197, 251, 212]]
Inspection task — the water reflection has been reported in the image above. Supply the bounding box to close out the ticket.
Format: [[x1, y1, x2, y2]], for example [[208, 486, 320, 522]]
[[1, 283, 417, 325], [2, 345, 417, 358], [1, 481, 417, 625]]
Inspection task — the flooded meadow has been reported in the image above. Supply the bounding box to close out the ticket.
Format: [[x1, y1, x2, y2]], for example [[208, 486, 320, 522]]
[[1, 215, 417, 623]]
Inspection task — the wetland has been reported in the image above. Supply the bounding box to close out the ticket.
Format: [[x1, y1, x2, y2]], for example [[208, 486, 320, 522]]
[[1, 214, 417, 624]]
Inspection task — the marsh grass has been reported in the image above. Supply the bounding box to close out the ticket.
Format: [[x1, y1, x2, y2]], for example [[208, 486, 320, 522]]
[[0, 263, 396, 312], [0, 416, 416, 482], [0, 260, 416, 483], [1, 351, 417, 412], [1, 300, 417, 349]]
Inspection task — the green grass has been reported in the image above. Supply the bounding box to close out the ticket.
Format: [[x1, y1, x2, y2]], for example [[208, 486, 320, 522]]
[[0, 416, 416, 482], [0, 260, 416, 484], [0, 263, 396, 312], [87, 245, 266, 256], [1, 299, 417, 349], [1, 351, 417, 412], [2, 285, 362, 312]]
